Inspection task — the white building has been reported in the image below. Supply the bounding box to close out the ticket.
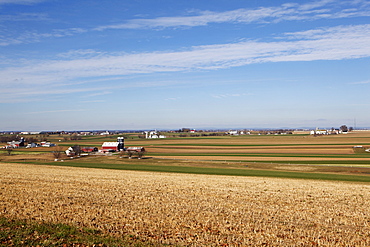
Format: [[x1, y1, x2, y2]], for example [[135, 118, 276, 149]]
[[145, 130, 166, 139], [41, 141, 56, 147], [227, 130, 239, 135], [310, 128, 344, 135]]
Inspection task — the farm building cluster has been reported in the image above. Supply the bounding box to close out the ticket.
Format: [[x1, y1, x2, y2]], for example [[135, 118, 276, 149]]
[[310, 128, 347, 135], [144, 130, 166, 139], [65, 137, 145, 159], [2, 137, 56, 149]]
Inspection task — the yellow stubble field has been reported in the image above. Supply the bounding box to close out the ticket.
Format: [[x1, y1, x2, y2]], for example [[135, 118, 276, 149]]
[[1, 163, 370, 246]]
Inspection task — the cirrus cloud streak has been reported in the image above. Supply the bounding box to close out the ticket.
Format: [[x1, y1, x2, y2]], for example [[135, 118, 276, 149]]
[[1, 24, 369, 103], [95, 0, 370, 31]]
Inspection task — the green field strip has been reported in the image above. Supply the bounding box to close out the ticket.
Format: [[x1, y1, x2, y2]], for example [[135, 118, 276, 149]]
[[147, 152, 370, 158], [15, 161, 370, 183], [57, 144, 102, 147], [235, 160, 370, 165], [0, 217, 153, 247], [156, 143, 370, 147]]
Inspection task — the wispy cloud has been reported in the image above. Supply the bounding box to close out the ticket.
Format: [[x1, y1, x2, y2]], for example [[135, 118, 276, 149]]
[[350, 79, 370, 85], [26, 109, 86, 114], [81, 100, 105, 103], [57, 49, 106, 59], [212, 93, 252, 99], [165, 97, 180, 101], [1, 0, 369, 47], [95, 0, 370, 31], [0, 28, 87, 46], [0, 13, 50, 22], [1, 24, 370, 102], [84, 91, 112, 97]]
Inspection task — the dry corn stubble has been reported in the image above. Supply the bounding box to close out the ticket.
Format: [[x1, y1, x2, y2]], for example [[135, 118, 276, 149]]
[[1, 163, 370, 246]]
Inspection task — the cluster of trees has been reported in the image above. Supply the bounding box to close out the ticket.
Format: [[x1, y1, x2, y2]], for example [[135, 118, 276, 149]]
[[340, 125, 353, 132], [177, 133, 226, 137], [124, 150, 145, 159], [137, 132, 231, 138], [52, 146, 64, 159], [0, 135, 42, 143], [63, 133, 82, 141], [255, 130, 293, 135], [119, 148, 146, 159], [0, 135, 19, 143], [53, 145, 81, 159]]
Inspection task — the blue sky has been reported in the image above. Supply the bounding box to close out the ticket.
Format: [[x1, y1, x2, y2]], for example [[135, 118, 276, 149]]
[[1, 0, 369, 131]]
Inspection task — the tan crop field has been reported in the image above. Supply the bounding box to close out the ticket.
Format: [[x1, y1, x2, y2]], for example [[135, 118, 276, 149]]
[[1, 163, 370, 246]]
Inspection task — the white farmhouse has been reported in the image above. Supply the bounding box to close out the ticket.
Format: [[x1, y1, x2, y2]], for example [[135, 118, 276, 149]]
[[145, 130, 166, 139], [310, 129, 328, 135], [227, 130, 239, 135]]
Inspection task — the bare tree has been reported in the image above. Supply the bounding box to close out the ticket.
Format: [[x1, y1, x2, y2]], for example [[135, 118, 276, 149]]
[[137, 150, 146, 159], [52, 146, 63, 160], [6, 147, 13, 156], [72, 145, 81, 156], [126, 150, 134, 159]]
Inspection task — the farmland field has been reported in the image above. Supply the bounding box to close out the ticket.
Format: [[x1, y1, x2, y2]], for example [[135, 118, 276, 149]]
[[138, 131, 370, 166], [1, 131, 370, 245], [3, 130, 370, 167], [1, 163, 370, 246]]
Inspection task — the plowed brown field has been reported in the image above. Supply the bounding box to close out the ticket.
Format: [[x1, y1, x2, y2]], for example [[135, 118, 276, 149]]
[[1, 163, 370, 246]]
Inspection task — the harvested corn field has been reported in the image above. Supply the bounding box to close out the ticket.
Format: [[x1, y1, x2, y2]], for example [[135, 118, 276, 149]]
[[1, 163, 370, 246]]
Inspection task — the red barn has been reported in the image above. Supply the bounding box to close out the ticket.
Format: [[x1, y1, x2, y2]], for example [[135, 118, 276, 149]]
[[101, 142, 119, 152]]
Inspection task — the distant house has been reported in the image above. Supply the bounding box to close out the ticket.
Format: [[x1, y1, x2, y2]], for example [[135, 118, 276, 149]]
[[7, 137, 25, 148], [7, 141, 22, 148], [41, 141, 56, 147], [310, 129, 328, 135], [80, 132, 92, 136], [26, 143, 39, 148], [227, 130, 239, 135], [145, 130, 166, 139], [20, 131, 41, 135]]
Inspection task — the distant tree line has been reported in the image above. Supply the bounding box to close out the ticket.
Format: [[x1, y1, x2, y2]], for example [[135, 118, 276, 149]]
[[0, 135, 42, 143], [63, 133, 82, 141]]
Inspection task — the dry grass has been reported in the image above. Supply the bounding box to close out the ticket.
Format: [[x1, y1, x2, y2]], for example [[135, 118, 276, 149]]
[[1, 163, 370, 246]]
